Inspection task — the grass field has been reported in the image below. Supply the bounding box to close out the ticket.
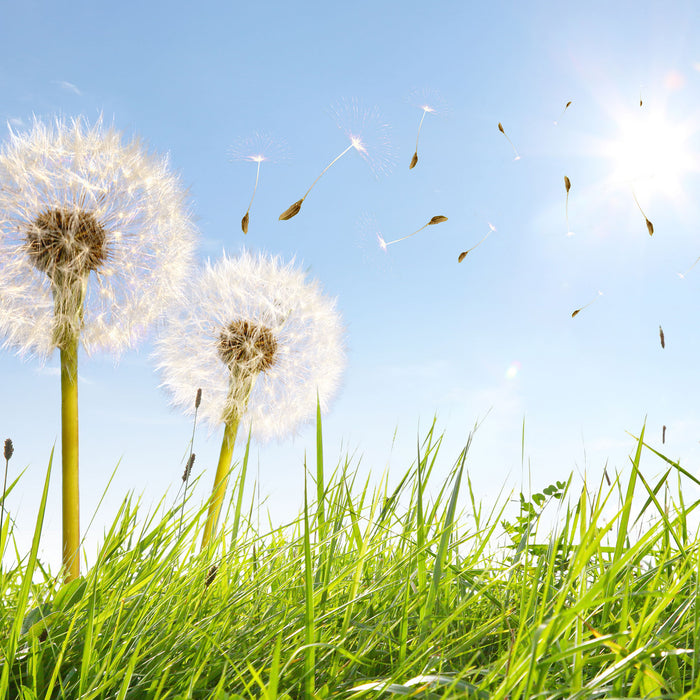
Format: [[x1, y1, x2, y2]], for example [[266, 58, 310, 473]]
[[2, 418, 699, 699]]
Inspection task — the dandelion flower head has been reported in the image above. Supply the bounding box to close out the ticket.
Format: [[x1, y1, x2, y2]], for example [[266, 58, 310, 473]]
[[155, 250, 346, 442], [0, 116, 197, 358]]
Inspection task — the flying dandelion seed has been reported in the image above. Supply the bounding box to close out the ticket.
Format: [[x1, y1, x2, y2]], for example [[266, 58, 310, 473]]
[[458, 222, 496, 262], [632, 191, 654, 235], [409, 103, 439, 170], [571, 291, 603, 317], [498, 122, 520, 160], [379, 215, 448, 249], [280, 99, 394, 221], [659, 325, 665, 349], [554, 100, 572, 125], [677, 255, 700, 279], [229, 132, 289, 234], [564, 176, 572, 235]]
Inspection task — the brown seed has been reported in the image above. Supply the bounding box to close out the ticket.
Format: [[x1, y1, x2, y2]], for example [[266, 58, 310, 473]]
[[409, 151, 418, 169], [428, 215, 448, 225], [279, 199, 303, 221], [564, 176, 571, 193], [218, 319, 277, 372], [565, 101, 572, 109], [458, 251, 468, 263], [498, 122, 505, 134], [646, 218, 654, 236], [3, 439, 13, 461], [241, 212, 249, 234], [571, 309, 580, 318], [659, 326, 665, 349]]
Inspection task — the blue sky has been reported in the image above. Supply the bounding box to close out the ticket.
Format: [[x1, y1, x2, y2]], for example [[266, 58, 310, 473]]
[[2, 0, 700, 567]]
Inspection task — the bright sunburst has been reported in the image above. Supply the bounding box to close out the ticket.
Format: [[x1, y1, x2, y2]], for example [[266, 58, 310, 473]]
[[604, 105, 697, 202]]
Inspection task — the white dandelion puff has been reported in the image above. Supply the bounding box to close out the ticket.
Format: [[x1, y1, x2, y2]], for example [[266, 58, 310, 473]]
[[155, 250, 345, 547], [0, 115, 198, 580], [0, 116, 198, 360], [155, 250, 345, 441]]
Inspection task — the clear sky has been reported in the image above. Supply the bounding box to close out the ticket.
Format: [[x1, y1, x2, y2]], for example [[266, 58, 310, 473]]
[[2, 0, 700, 568]]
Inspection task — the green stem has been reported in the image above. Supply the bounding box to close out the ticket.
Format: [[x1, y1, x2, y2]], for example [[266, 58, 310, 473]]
[[61, 334, 80, 582], [200, 414, 240, 550]]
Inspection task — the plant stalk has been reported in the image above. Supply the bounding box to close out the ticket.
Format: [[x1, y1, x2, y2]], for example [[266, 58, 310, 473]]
[[201, 413, 240, 550], [61, 333, 80, 582]]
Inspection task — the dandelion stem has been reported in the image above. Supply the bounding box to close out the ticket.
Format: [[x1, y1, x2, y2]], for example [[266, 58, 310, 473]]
[[246, 160, 262, 214], [415, 109, 427, 153], [303, 143, 354, 201], [201, 412, 240, 550], [60, 334, 80, 582]]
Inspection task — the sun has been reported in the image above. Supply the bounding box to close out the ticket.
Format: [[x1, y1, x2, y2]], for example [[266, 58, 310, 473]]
[[604, 105, 697, 202]]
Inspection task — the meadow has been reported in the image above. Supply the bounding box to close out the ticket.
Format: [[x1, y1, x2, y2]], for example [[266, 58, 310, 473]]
[[2, 415, 699, 699]]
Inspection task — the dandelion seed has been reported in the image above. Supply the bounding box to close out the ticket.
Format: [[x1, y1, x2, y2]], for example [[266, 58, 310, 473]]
[[380, 215, 448, 249], [564, 176, 572, 235], [230, 132, 289, 234], [458, 222, 496, 262], [677, 255, 700, 279], [280, 100, 393, 220], [632, 191, 654, 235], [554, 101, 572, 125], [659, 325, 665, 349], [409, 101, 438, 170], [155, 251, 345, 547], [498, 122, 520, 160], [571, 291, 603, 318]]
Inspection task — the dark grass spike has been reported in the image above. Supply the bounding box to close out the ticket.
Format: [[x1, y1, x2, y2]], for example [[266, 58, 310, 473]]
[[1, 438, 12, 529]]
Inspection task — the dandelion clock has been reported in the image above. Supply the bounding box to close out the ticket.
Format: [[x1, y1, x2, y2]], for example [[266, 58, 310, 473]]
[[154, 250, 345, 548], [0, 117, 197, 580]]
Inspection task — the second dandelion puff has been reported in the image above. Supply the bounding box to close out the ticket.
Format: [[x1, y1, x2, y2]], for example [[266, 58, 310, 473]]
[[155, 250, 345, 549]]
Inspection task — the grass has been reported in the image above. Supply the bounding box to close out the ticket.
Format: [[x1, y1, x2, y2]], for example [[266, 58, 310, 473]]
[[1, 419, 700, 699]]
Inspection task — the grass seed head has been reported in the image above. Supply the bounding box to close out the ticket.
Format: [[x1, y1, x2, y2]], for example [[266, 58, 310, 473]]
[[195, 388, 202, 409], [4, 439, 13, 461], [182, 452, 195, 482]]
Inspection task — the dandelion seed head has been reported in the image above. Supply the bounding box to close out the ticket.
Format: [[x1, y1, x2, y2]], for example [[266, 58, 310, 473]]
[[155, 250, 346, 442], [330, 98, 395, 177], [407, 88, 450, 116], [228, 131, 289, 164], [0, 116, 198, 360]]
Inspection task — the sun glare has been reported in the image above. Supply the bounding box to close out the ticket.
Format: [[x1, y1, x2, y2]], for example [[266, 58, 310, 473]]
[[605, 107, 696, 201]]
